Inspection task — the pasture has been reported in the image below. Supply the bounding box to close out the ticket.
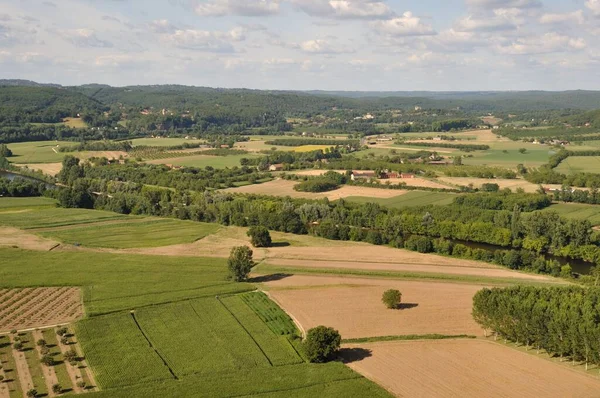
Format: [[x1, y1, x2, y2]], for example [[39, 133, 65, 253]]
[[345, 191, 455, 209], [543, 203, 600, 226], [343, 339, 600, 398], [292, 145, 334, 152], [7, 141, 74, 163], [0, 196, 57, 209], [555, 156, 600, 174], [0, 206, 128, 229], [38, 218, 221, 249]]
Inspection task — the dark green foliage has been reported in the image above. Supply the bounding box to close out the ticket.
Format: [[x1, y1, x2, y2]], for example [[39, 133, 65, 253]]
[[265, 139, 359, 147], [40, 354, 55, 366], [404, 235, 433, 253], [453, 192, 551, 211], [0, 177, 46, 197], [294, 178, 339, 193], [473, 286, 600, 367], [303, 326, 342, 363], [0, 143, 12, 157], [227, 246, 254, 282], [399, 141, 489, 151], [382, 289, 402, 309], [240, 292, 298, 336], [247, 226, 272, 248]]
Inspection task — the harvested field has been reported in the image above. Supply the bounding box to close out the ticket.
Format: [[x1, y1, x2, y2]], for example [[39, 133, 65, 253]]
[[0, 227, 60, 251], [0, 287, 83, 332], [223, 179, 409, 200], [265, 276, 484, 338], [20, 162, 62, 176], [438, 177, 564, 193], [342, 339, 600, 398]]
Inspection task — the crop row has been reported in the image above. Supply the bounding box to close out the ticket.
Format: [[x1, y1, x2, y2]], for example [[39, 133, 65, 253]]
[[241, 292, 298, 336]]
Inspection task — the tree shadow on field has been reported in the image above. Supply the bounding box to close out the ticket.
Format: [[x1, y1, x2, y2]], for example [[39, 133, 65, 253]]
[[338, 348, 373, 364], [270, 241, 290, 248], [249, 273, 293, 283], [398, 303, 419, 310]]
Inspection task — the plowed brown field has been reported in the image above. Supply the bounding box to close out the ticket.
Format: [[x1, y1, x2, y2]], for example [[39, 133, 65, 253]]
[[265, 276, 484, 338], [0, 287, 83, 332], [342, 339, 600, 398]]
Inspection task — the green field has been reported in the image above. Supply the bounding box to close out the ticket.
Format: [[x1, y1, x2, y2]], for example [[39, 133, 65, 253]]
[[7, 140, 74, 163], [345, 191, 456, 208], [130, 138, 200, 147], [39, 218, 221, 248], [555, 156, 600, 175], [0, 196, 57, 209], [0, 206, 128, 229], [542, 203, 600, 225]]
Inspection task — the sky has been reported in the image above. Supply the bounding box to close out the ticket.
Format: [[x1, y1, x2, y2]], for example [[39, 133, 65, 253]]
[[1, 0, 600, 91]]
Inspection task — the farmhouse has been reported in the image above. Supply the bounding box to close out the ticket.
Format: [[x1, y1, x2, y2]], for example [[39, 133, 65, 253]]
[[269, 164, 284, 171], [400, 173, 415, 179], [351, 170, 377, 180]]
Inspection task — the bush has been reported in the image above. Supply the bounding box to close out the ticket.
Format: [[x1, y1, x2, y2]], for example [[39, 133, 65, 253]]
[[303, 326, 341, 363], [247, 226, 272, 248], [382, 289, 402, 309], [294, 178, 339, 193], [227, 246, 255, 282], [13, 342, 23, 351], [41, 354, 55, 367], [404, 235, 433, 253], [26, 389, 38, 398]]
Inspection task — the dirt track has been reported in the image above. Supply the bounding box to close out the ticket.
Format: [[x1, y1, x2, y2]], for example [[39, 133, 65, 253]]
[[265, 276, 484, 338], [342, 339, 600, 398], [0, 227, 60, 251]]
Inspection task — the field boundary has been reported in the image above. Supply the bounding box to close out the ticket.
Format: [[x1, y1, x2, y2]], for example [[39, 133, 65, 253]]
[[342, 334, 477, 344]]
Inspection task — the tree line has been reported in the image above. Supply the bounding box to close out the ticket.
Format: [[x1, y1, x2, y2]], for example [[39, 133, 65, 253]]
[[264, 138, 360, 147], [473, 285, 600, 369], [397, 142, 489, 151]]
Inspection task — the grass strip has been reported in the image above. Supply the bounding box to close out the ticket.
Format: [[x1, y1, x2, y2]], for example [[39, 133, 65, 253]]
[[0, 335, 22, 398], [255, 264, 564, 287], [41, 329, 73, 393], [21, 332, 47, 397], [342, 334, 477, 344]]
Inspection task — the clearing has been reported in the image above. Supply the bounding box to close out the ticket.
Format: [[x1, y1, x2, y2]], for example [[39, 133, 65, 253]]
[[555, 156, 600, 175], [223, 179, 409, 200], [343, 339, 600, 398], [19, 162, 62, 176], [345, 191, 455, 209], [543, 203, 600, 226], [264, 275, 485, 339], [0, 287, 83, 332]]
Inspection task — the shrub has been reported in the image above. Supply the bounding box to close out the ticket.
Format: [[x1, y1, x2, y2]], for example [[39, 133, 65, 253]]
[[227, 246, 254, 282], [433, 238, 453, 255], [36, 339, 46, 347], [247, 226, 272, 248], [13, 342, 23, 351], [404, 235, 433, 253], [26, 389, 38, 398], [382, 289, 402, 309], [56, 327, 68, 337], [294, 178, 339, 193], [76, 381, 86, 390], [40, 354, 55, 367], [52, 384, 62, 394], [303, 326, 341, 363]]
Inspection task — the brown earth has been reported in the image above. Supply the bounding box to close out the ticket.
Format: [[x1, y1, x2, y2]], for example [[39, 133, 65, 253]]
[[20, 163, 63, 176], [32, 330, 59, 397], [222, 179, 409, 200], [437, 177, 565, 193], [0, 288, 83, 333], [264, 276, 484, 338], [0, 227, 60, 251], [10, 335, 34, 397], [342, 339, 600, 398]]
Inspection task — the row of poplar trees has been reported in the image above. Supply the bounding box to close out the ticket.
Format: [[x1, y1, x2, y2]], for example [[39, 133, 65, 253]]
[[473, 286, 600, 370]]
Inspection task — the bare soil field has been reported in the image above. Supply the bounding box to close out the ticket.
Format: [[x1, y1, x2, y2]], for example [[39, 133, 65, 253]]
[[20, 163, 62, 176], [0, 227, 60, 251], [342, 339, 600, 398], [0, 287, 83, 332], [223, 179, 409, 200], [438, 177, 565, 193], [264, 276, 484, 338]]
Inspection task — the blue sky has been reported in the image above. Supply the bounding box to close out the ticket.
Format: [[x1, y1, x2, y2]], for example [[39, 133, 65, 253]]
[[1, 0, 599, 90]]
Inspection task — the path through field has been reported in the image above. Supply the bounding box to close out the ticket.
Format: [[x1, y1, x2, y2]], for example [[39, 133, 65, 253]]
[[342, 339, 600, 398]]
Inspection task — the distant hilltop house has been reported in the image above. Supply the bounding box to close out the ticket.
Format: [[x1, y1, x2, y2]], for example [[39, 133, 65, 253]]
[[376, 135, 394, 142], [380, 171, 399, 179], [269, 164, 284, 171], [351, 170, 377, 180], [550, 140, 569, 146], [414, 106, 422, 111], [400, 173, 415, 179]]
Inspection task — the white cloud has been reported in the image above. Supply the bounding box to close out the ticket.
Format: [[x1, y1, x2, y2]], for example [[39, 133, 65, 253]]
[[164, 28, 246, 52], [195, 0, 280, 17], [291, 0, 394, 19], [586, 0, 600, 16], [455, 14, 517, 32], [496, 33, 586, 55], [150, 19, 177, 34], [371, 12, 436, 36], [466, 0, 541, 9], [299, 39, 354, 54], [539, 10, 585, 25], [62, 29, 113, 48]]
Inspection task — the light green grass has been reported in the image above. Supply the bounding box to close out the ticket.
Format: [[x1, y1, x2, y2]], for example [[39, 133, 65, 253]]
[[129, 138, 199, 147], [240, 292, 298, 335], [345, 191, 455, 208], [0, 249, 253, 315], [76, 312, 173, 389], [460, 142, 554, 168], [41, 329, 74, 393], [135, 299, 271, 377], [21, 332, 48, 396], [6, 141, 74, 164], [39, 219, 221, 249], [542, 203, 600, 226], [555, 156, 600, 174], [221, 295, 303, 366], [0, 197, 57, 210], [0, 207, 128, 229], [0, 334, 22, 398]]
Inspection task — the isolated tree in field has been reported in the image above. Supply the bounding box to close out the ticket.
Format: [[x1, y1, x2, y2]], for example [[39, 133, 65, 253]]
[[76, 381, 86, 390], [56, 327, 68, 337], [382, 289, 402, 309], [303, 326, 341, 363], [247, 226, 272, 248], [227, 246, 255, 282], [36, 339, 46, 347], [453, 156, 462, 166], [64, 349, 78, 362], [52, 384, 62, 394], [13, 342, 23, 351], [26, 389, 37, 398], [518, 148, 527, 154]]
